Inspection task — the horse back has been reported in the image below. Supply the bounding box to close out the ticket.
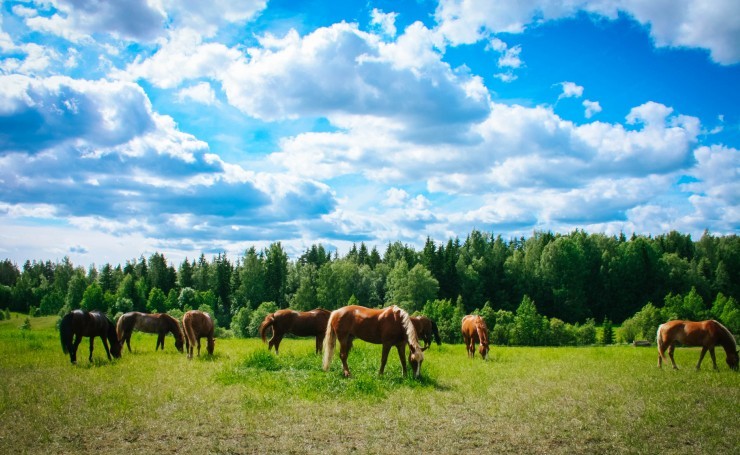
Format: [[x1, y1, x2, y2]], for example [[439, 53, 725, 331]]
[[289, 309, 330, 336], [660, 320, 719, 347]]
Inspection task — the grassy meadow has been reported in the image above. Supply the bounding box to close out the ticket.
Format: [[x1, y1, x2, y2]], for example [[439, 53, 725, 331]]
[[1, 314, 738, 454]]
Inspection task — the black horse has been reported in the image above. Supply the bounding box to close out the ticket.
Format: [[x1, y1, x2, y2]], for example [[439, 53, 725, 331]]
[[60, 310, 121, 364]]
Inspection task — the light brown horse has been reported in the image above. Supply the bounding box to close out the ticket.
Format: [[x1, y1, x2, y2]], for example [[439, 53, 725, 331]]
[[182, 310, 215, 359], [323, 305, 424, 378], [462, 314, 489, 359], [116, 312, 184, 353], [411, 315, 441, 351], [657, 319, 738, 370], [259, 308, 330, 354]]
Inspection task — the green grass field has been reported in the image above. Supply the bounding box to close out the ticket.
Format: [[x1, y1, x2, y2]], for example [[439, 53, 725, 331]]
[[1, 314, 738, 454]]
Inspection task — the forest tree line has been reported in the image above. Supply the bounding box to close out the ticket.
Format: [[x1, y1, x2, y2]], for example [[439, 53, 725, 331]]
[[1, 229, 738, 344]]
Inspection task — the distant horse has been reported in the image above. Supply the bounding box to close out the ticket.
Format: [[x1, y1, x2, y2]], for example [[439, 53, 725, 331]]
[[323, 305, 424, 378], [259, 308, 330, 354], [461, 314, 489, 360], [60, 309, 122, 364], [411, 315, 441, 351], [657, 319, 738, 370], [116, 312, 184, 353], [182, 310, 215, 359]]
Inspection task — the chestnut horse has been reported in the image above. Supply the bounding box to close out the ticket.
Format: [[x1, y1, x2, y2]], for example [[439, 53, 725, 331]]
[[461, 314, 489, 359], [60, 310, 122, 364], [657, 319, 738, 370], [411, 315, 441, 351], [323, 305, 424, 378], [116, 312, 185, 353], [259, 308, 330, 354], [182, 310, 215, 359]]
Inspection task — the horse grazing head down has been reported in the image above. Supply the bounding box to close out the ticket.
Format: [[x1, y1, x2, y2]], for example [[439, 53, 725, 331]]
[[408, 348, 424, 378], [728, 350, 739, 371], [207, 337, 215, 355]]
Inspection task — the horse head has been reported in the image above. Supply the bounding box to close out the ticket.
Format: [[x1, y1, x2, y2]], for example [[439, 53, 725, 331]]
[[479, 343, 489, 360], [175, 338, 184, 353], [728, 350, 739, 371], [207, 338, 215, 355], [408, 347, 424, 378]]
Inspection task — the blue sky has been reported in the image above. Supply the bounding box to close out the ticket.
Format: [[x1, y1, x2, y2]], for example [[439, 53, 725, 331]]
[[0, 0, 738, 266]]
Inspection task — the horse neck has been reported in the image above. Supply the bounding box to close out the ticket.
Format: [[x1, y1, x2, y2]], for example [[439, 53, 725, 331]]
[[715, 321, 737, 354], [166, 316, 183, 340], [476, 323, 488, 347]]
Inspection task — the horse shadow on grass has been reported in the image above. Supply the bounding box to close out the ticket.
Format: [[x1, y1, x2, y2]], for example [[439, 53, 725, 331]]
[[218, 349, 448, 402]]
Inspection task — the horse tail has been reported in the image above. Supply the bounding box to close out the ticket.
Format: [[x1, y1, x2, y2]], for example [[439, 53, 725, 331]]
[[115, 313, 127, 343], [322, 310, 338, 371], [183, 313, 196, 353], [259, 313, 274, 343], [431, 320, 441, 345], [60, 313, 73, 354]]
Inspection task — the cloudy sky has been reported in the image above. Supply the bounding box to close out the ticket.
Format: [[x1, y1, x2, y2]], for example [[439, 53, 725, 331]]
[[0, 0, 738, 266]]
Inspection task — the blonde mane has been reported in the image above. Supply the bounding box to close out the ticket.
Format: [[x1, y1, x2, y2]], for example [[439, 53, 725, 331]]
[[392, 305, 423, 356]]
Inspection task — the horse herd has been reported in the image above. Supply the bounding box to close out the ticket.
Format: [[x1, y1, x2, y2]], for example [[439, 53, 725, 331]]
[[59, 306, 739, 375]]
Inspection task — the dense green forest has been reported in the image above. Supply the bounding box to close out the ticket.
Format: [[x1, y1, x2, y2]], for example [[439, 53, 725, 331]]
[[1, 229, 738, 344]]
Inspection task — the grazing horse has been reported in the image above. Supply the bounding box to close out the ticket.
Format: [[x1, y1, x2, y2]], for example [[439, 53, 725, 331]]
[[657, 319, 738, 370], [411, 315, 441, 351], [182, 310, 215, 359], [461, 315, 489, 360], [323, 305, 424, 378], [259, 308, 330, 355], [60, 310, 122, 364], [116, 312, 185, 353]]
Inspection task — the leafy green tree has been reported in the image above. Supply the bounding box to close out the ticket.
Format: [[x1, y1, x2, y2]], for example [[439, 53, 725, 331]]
[[178, 287, 198, 311], [512, 295, 549, 346], [711, 293, 740, 334], [178, 258, 194, 289], [618, 303, 663, 343], [80, 283, 105, 312], [64, 273, 88, 312], [291, 264, 318, 311], [230, 306, 252, 337], [422, 298, 462, 343], [265, 243, 289, 308], [548, 318, 574, 346], [236, 247, 266, 310], [146, 287, 167, 314], [576, 318, 596, 345], [601, 317, 614, 345]]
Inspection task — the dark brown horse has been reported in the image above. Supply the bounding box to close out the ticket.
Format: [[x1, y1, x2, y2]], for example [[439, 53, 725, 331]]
[[461, 314, 489, 360], [116, 312, 184, 353], [259, 308, 330, 354], [60, 309, 122, 364], [323, 305, 424, 378], [411, 315, 441, 351], [182, 310, 215, 359], [657, 319, 738, 370]]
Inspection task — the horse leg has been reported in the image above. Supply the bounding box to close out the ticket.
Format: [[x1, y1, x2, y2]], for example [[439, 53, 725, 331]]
[[703, 346, 718, 370], [71, 335, 82, 364], [379, 344, 392, 375], [101, 336, 112, 361], [668, 343, 678, 370], [273, 334, 284, 355], [197, 337, 201, 357], [88, 336, 95, 362], [339, 338, 352, 377], [125, 332, 132, 353], [315, 335, 323, 354], [396, 343, 408, 377], [156, 333, 165, 351]]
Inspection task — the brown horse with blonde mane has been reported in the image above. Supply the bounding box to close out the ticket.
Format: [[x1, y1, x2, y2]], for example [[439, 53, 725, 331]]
[[411, 315, 441, 351], [116, 312, 185, 353], [323, 305, 424, 378], [657, 319, 738, 370], [259, 308, 330, 354], [462, 314, 489, 359], [182, 310, 215, 359]]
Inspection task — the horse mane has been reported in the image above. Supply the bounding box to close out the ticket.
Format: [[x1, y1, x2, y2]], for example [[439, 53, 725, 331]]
[[392, 306, 423, 354], [476, 317, 489, 346], [713, 320, 738, 352]]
